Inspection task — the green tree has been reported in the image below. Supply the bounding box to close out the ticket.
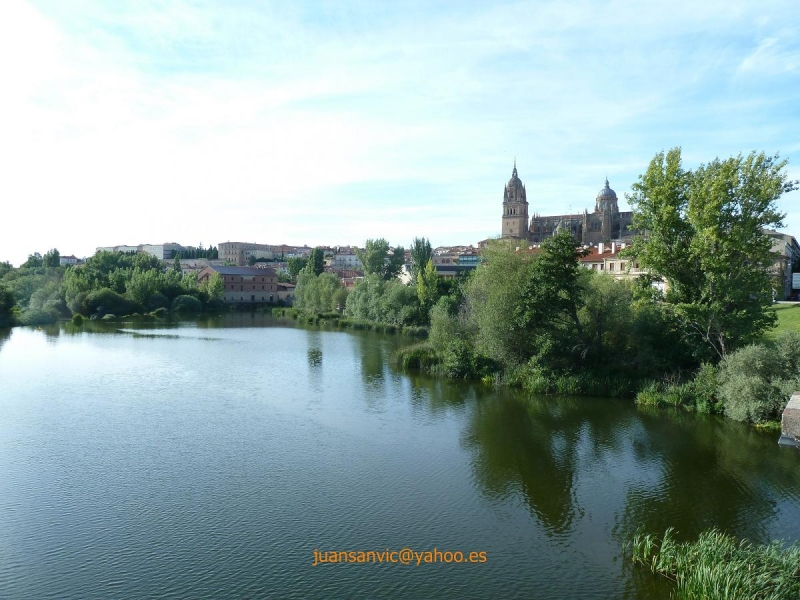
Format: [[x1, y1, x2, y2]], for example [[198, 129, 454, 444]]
[[307, 248, 325, 276], [410, 237, 432, 283], [514, 231, 588, 368], [22, 252, 43, 268], [344, 275, 420, 325], [173, 255, 182, 273], [627, 148, 796, 359], [0, 285, 15, 327], [357, 239, 405, 280], [463, 240, 534, 365], [287, 257, 308, 279], [294, 272, 342, 313], [416, 258, 439, 315], [200, 272, 224, 302], [43, 248, 60, 268]]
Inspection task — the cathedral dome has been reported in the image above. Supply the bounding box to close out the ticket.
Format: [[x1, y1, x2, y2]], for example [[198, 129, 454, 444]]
[[596, 179, 617, 201], [595, 178, 618, 213]]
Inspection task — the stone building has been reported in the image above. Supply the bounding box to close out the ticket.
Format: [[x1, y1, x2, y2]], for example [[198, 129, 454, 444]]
[[197, 266, 278, 304], [501, 163, 635, 244]]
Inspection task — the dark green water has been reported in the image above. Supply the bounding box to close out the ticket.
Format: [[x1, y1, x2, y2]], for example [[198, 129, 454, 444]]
[[1, 315, 798, 599]]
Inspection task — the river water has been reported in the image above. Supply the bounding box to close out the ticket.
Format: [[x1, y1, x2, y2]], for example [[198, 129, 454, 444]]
[[1, 315, 798, 598]]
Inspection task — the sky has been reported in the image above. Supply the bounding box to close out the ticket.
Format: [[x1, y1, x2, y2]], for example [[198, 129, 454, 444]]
[[1, 0, 799, 266]]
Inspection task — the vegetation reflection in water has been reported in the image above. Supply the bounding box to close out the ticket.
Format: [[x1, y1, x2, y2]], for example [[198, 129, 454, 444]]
[[0, 316, 799, 598]]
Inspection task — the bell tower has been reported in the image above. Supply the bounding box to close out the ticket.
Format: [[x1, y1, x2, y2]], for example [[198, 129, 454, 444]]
[[501, 161, 529, 240]]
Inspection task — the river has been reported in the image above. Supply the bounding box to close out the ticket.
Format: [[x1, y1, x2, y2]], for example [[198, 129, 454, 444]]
[[0, 315, 798, 598]]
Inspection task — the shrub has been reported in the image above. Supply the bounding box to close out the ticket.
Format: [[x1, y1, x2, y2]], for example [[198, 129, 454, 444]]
[[71, 313, 84, 325], [20, 307, 60, 326], [171, 294, 202, 313], [635, 381, 664, 406], [401, 325, 428, 338], [146, 292, 169, 311], [690, 362, 720, 413], [718, 341, 799, 423], [394, 342, 439, 370], [83, 288, 138, 317]]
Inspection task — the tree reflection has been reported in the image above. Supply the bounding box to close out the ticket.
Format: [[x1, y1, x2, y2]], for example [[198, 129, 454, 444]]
[[406, 374, 474, 418], [0, 327, 11, 353], [617, 407, 800, 546], [462, 392, 585, 536]]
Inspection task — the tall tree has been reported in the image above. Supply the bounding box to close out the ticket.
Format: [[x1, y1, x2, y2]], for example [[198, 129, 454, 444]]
[[287, 257, 309, 279], [627, 148, 796, 359], [307, 247, 325, 276], [416, 258, 439, 314], [357, 239, 405, 280], [410, 237, 433, 283], [43, 248, 60, 268], [514, 231, 589, 367]]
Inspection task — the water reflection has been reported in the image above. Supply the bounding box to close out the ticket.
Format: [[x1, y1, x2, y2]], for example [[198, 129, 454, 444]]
[[407, 374, 473, 418], [356, 332, 385, 382], [617, 407, 798, 545], [0, 327, 11, 353], [307, 348, 322, 368], [463, 393, 582, 536]]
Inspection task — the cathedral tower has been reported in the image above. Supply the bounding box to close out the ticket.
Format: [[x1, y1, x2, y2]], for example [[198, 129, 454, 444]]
[[501, 161, 529, 240]]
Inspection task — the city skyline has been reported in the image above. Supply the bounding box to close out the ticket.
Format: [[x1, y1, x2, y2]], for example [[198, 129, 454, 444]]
[[1, 0, 799, 266]]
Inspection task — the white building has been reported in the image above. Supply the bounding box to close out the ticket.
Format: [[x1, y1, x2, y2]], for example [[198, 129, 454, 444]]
[[95, 243, 184, 259]]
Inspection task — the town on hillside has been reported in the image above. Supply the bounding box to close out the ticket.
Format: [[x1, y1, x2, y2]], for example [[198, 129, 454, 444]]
[[53, 164, 799, 305]]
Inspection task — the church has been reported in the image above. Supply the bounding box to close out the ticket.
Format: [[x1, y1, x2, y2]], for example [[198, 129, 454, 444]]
[[501, 162, 635, 245]]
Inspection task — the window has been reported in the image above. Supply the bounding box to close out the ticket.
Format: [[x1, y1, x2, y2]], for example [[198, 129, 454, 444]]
[[609, 263, 615, 271], [251, 295, 255, 302]]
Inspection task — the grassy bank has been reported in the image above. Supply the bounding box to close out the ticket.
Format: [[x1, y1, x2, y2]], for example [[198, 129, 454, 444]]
[[763, 303, 800, 341], [630, 528, 800, 599]]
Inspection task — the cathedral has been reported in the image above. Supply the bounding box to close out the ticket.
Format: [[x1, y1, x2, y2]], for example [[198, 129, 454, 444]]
[[501, 162, 635, 245]]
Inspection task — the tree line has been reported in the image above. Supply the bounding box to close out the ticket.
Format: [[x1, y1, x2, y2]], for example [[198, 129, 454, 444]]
[[0, 250, 225, 325]]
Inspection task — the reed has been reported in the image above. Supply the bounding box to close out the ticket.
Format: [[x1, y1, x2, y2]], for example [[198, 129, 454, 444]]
[[630, 527, 800, 599]]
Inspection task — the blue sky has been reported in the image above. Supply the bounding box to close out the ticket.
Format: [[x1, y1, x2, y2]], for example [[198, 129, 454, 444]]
[[1, 0, 798, 265]]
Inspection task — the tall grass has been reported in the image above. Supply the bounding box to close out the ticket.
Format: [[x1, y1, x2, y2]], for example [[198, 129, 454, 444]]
[[519, 370, 639, 398], [630, 527, 800, 599]]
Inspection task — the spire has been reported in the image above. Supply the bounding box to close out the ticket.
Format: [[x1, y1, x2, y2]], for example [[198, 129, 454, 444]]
[[512, 158, 517, 178]]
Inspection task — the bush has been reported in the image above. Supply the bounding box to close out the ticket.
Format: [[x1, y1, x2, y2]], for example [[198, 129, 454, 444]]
[[83, 288, 138, 317], [171, 295, 202, 313], [718, 339, 800, 423], [394, 342, 439, 370], [20, 307, 60, 326], [690, 363, 720, 413], [71, 313, 84, 325], [401, 325, 428, 338], [146, 292, 169, 311]]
